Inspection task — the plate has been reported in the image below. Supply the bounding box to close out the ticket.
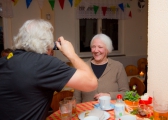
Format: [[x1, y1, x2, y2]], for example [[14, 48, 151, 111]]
[[94, 103, 114, 110], [78, 110, 110, 120]]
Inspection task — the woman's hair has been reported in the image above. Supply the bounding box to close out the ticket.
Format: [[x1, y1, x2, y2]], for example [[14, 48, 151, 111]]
[[13, 19, 54, 54], [90, 33, 113, 53]]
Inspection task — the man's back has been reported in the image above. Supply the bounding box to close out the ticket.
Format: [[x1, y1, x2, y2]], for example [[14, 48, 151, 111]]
[[0, 50, 75, 120]]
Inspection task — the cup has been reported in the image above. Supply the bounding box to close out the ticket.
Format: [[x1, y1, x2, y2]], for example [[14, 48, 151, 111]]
[[120, 115, 136, 120], [64, 96, 76, 116], [59, 100, 72, 120], [153, 91, 168, 120], [99, 96, 111, 110], [83, 116, 99, 120]]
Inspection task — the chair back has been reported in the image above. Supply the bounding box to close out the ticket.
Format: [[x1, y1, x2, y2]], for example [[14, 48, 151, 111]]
[[137, 58, 147, 73], [51, 90, 74, 112], [66, 62, 73, 67], [125, 65, 139, 76], [129, 77, 145, 95]]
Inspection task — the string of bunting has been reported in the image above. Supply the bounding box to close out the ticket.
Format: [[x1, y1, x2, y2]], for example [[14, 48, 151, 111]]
[[11, 0, 73, 10], [76, 0, 132, 19], [0, 0, 132, 18]]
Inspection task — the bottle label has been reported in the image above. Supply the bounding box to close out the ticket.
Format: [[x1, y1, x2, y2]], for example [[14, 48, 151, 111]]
[[114, 104, 125, 118]]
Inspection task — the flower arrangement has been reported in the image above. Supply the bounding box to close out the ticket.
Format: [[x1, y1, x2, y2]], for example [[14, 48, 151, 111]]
[[124, 90, 140, 102]]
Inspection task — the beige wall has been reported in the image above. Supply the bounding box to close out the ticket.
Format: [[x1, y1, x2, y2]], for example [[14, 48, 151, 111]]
[[11, 0, 41, 37], [148, 0, 168, 98], [3, 0, 148, 66]]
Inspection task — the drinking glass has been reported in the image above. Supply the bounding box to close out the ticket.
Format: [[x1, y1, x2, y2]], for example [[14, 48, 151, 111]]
[[59, 100, 72, 120], [64, 96, 76, 116], [153, 91, 168, 120]]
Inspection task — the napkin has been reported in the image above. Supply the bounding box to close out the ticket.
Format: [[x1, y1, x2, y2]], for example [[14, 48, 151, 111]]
[[86, 109, 105, 120]]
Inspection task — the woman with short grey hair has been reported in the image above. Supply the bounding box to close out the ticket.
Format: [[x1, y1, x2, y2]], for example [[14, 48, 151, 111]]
[[74, 33, 129, 103]]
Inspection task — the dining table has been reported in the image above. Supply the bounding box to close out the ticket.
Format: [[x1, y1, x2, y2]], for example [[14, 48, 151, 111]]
[[46, 100, 152, 120], [47, 100, 115, 120]]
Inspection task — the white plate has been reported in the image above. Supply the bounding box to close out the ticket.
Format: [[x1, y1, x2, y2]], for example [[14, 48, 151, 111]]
[[78, 110, 110, 120], [94, 103, 114, 111]]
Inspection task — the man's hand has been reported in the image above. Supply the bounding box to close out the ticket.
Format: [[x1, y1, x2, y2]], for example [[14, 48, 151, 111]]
[[56, 36, 76, 60]]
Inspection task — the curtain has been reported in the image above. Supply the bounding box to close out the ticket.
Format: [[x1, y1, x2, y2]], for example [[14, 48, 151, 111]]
[[76, 0, 130, 19]]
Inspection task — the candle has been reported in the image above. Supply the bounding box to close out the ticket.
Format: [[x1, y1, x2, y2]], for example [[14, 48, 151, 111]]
[[139, 71, 144, 77]]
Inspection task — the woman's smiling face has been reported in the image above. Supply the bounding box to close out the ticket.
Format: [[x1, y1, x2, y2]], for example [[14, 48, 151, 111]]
[[91, 38, 108, 63]]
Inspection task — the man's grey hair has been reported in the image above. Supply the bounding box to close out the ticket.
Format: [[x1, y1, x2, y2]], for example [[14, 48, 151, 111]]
[[13, 19, 54, 54]]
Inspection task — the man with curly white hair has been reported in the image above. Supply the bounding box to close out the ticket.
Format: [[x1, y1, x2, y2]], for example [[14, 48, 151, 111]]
[[0, 19, 97, 120]]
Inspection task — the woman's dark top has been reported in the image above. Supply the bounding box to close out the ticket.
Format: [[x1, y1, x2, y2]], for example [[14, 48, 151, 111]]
[[91, 63, 107, 79]]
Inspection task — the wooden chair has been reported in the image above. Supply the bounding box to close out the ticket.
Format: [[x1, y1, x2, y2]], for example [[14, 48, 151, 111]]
[[51, 90, 74, 112], [66, 62, 73, 67], [137, 58, 147, 73], [129, 77, 145, 95], [125, 65, 139, 76]]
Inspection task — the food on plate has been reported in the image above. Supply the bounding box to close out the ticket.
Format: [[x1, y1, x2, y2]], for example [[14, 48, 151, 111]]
[[130, 106, 153, 118]]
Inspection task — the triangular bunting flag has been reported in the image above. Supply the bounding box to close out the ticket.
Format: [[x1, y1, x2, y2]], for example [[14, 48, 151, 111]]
[[84, 1, 89, 11], [102, 7, 107, 16], [12, 0, 19, 5], [37, 0, 44, 10], [14, 0, 19, 6], [69, 0, 73, 7], [110, 6, 116, 14], [59, 0, 64, 9], [74, 0, 81, 7], [118, 3, 124, 12], [127, 3, 130, 8], [129, 11, 132, 17], [26, 0, 32, 8], [93, 5, 99, 14], [48, 0, 55, 10]]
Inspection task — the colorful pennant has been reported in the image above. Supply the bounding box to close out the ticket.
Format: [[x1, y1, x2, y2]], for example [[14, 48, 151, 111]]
[[59, 0, 64, 9], [26, 0, 32, 8], [129, 11, 132, 17], [93, 5, 99, 14], [118, 3, 124, 12], [11, 0, 19, 6], [48, 0, 55, 10], [83, 1, 89, 11], [102, 7, 107, 16], [74, 0, 81, 7], [111, 6, 116, 14], [127, 3, 130, 8], [69, 0, 73, 7]]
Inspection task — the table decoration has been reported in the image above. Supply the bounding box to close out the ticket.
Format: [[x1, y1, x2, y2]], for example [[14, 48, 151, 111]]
[[139, 71, 145, 78], [124, 91, 140, 111]]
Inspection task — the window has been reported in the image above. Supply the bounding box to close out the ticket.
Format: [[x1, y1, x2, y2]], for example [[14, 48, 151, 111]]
[[80, 19, 97, 52], [102, 19, 118, 51], [79, 19, 118, 53]]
